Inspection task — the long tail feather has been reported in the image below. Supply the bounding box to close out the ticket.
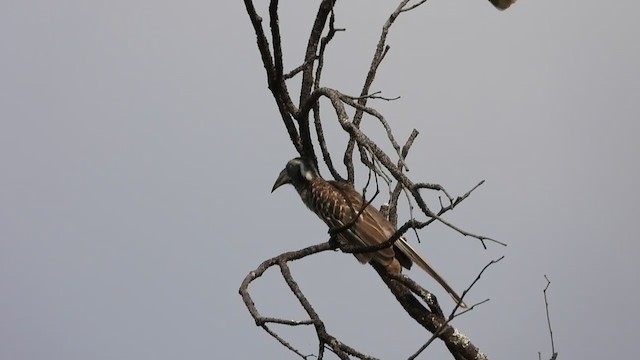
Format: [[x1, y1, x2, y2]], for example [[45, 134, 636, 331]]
[[395, 239, 467, 308]]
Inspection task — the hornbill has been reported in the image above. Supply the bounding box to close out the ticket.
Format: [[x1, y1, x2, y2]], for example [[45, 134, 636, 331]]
[[272, 157, 467, 308]]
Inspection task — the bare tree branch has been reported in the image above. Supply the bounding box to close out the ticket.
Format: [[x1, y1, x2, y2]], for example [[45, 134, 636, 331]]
[[243, 0, 301, 153], [314, 10, 346, 181], [296, 0, 337, 164], [543, 275, 558, 360], [240, 1, 516, 358], [345, 0, 428, 182]]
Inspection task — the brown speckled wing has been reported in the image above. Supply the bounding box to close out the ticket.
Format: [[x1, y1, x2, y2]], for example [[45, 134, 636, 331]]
[[307, 180, 396, 267], [313, 180, 467, 307]]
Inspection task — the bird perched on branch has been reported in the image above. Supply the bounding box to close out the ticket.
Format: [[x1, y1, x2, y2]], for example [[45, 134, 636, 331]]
[[272, 157, 466, 308], [490, 0, 517, 10]]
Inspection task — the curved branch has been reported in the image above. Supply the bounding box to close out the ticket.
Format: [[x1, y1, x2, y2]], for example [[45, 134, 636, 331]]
[[239, 240, 382, 360], [242, 1, 510, 358], [345, 0, 427, 182], [244, 0, 302, 153], [296, 0, 337, 163], [305, 87, 503, 248]]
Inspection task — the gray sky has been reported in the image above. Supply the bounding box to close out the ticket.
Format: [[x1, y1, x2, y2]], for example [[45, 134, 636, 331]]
[[1, 0, 639, 359]]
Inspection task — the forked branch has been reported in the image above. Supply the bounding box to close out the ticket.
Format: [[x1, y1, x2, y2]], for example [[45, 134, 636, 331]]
[[241, 1, 506, 359]]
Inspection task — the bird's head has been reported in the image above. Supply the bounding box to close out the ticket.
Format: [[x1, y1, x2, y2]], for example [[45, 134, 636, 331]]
[[272, 157, 319, 192]]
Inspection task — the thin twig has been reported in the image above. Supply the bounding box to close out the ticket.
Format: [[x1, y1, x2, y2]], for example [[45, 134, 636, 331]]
[[345, 0, 424, 180], [409, 255, 503, 359], [285, 56, 318, 80], [400, 0, 429, 13], [388, 129, 419, 226], [313, 9, 345, 181], [296, 0, 337, 163], [345, 91, 401, 101], [261, 324, 310, 359], [450, 256, 505, 315], [543, 275, 558, 360]]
